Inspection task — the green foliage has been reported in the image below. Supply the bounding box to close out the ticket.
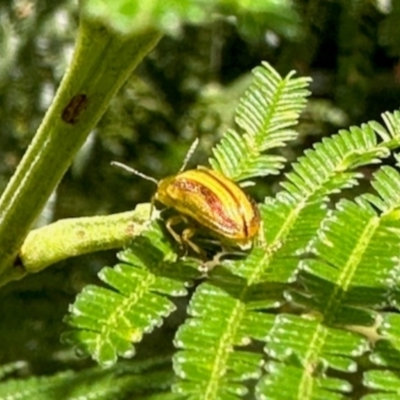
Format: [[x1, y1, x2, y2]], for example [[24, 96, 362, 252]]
[[210, 62, 311, 181], [4, 1, 400, 398], [83, 0, 203, 34], [82, 0, 299, 37], [62, 226, 199, 367], [58, 62, 400, 398], [0, 358, 175, 399], [0, 361, 27, 380]]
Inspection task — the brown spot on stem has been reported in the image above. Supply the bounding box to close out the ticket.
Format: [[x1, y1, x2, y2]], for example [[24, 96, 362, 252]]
[[62, 94, 88, 124]]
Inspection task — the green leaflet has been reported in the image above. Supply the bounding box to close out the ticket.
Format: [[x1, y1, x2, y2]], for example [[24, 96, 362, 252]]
[[209, 62, 311, 182]]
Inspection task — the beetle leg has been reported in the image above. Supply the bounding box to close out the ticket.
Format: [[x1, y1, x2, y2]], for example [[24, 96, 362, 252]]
[[165, 215, 186, 246], [166, 215, 206, 258], [181, 227, 204, 255], [165, 215, 200, 252]]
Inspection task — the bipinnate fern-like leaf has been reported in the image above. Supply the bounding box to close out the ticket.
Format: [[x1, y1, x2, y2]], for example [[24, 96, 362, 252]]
[[280, 114, 400, 203], [258, 168, 400, 397], [260, 111, 400, 284], [174, 110, 400, 399], [63, 59, 400, 398], [257, 201, 380, 397], [63, 225, 198, 367], [209, 62, 311, 182], [173, 251, 280, 399], [352, 166, 400, 397]]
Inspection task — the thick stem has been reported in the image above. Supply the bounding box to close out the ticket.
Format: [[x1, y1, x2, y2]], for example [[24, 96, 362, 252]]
[[0, 17, 161, 278], [19, 204, 154, 274]]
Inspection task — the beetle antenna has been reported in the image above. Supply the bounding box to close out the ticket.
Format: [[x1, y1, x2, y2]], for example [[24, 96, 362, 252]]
[[179, 138, 199, 173], [111, 161, 158, 185]]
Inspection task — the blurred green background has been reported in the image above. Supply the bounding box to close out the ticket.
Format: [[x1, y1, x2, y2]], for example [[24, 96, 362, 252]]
[[0, 0, 399, 377]]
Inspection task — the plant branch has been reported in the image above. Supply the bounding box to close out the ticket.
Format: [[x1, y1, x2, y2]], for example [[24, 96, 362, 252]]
[[18, 204, 153, 272], [0, 16, 161, 280]]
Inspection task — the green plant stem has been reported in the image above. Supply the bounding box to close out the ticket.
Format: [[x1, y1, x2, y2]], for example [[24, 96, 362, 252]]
[[0, 17, 161, 280], [0, 204, 154, 287], [18, 203, 154, 274]]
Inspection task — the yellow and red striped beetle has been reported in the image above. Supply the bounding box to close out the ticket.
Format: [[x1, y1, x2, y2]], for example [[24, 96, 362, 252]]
[[112, 140, 260, 254], [156, 166, 260, 251]]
